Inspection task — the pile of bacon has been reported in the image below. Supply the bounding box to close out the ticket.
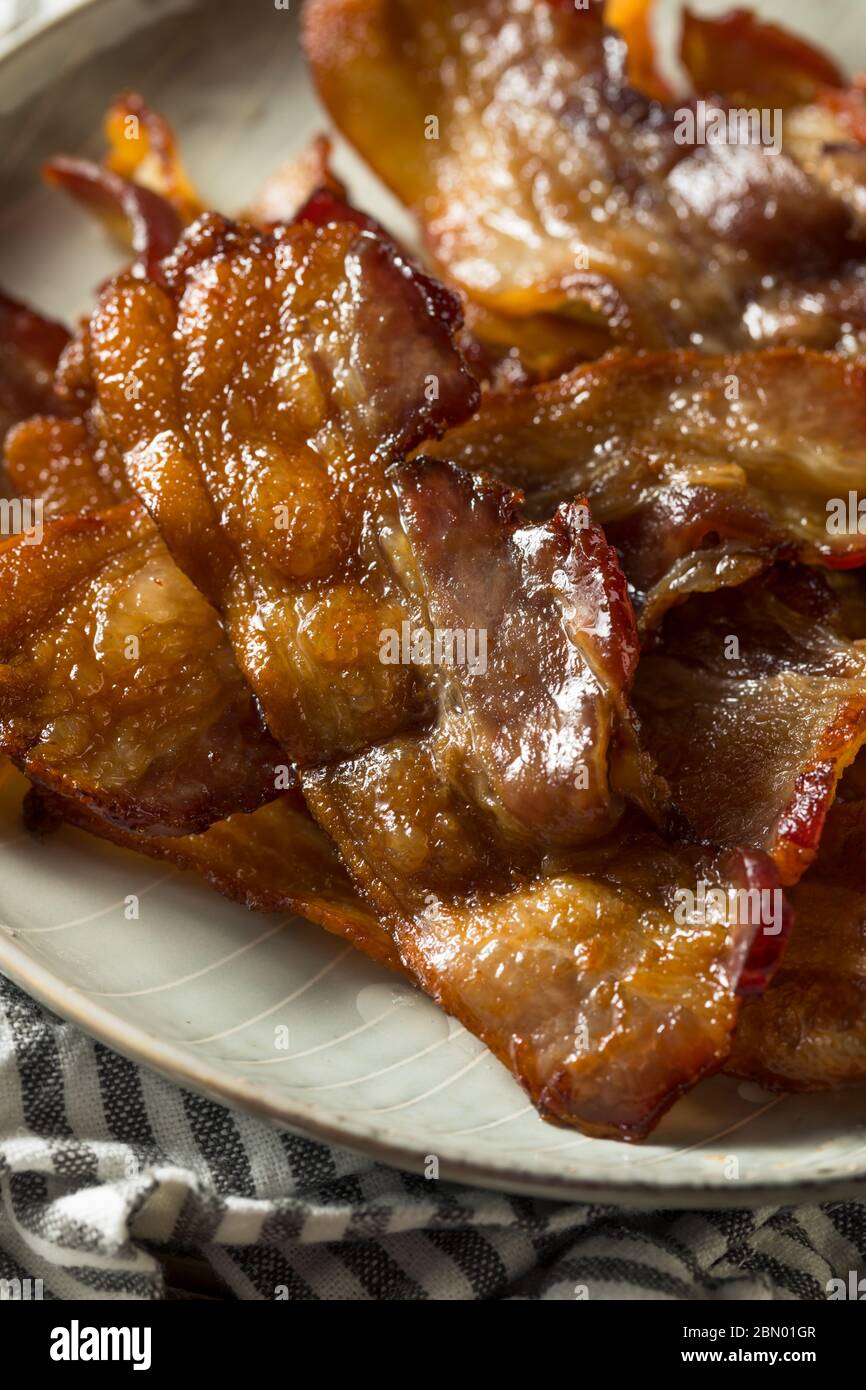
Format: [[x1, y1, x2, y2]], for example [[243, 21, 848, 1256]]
[[2, 0, 866, 1142]]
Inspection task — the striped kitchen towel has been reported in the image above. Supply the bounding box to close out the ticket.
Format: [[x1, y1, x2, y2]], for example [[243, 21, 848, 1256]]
[[1, 973, 864, 1301]]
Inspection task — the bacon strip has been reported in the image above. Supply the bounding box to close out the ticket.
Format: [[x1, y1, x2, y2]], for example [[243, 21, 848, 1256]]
[[305, 0, 866, 352], [679, 6, 844, 110], [0, 501, 283, 834], [634, 568, 866, 885], [89, 215, 479, 760], [102, 92, 203, 225], [300, 457, 786, 1140], [43, 157, 184, 282], [0, 291, 70, 464], [429, 349, 866, 628], [305, 760, 787, 1140], [86, 213, 779, 1136], [728, 787, 866, 1090]]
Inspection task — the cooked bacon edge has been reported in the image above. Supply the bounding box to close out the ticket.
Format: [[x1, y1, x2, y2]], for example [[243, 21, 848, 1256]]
[[678, 5, 843, 109], [0, 290, 70, 460], [728, 780, 866, 1090], [89, 215, 479, 758], [634, 568, 866, 885], [305, 0, 866, 353], [429, 349, 866, 627], [0, 501, 283, 834]]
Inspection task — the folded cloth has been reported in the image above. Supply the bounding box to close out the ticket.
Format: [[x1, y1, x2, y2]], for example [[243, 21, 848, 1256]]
[[0, 975, 864, 1300]]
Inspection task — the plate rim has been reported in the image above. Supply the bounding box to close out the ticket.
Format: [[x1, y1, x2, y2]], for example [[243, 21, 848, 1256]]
[[0, 0, 865, 1209], [2, 923, 865, 1209]]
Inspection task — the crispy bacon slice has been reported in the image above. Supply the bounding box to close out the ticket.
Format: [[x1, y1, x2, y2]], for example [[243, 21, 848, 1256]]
[[295, 456, 786, 1142], [0, 291, 70, 462], [0, 501, 283, 834], [42, 94, 201, 281], [102, 92, 203, 224], [728, 790, 866, 1091], [247, 134, 348, 228], [306, 745, 787, 1140], [391, 456, 659, 841], [89, 214, 479, 760], [429, 349, 866, 628], [305, 0, 866, 352], [25, 784, 398, 973], [634, 568, 866, 885], [43, 157, 184, 281], [679, 6, 844, 110]]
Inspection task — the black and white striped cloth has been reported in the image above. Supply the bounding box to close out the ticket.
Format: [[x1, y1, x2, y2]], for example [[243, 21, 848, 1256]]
[[1, 975, 864, 1301]]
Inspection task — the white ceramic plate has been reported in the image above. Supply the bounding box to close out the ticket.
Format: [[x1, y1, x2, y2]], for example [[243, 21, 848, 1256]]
[[1, 0, 865, 1207]]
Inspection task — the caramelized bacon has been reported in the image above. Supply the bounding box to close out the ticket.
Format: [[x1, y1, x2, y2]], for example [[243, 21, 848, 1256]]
[[41, 94, 202, 281], [294, 460, 784, 1141], [306, 749, 787, 1140], [679, 6, 843, 110], [728, 791, 866, 1090], [43, 157, 184, 281], [392, 457, 659, 842], [6, 414, 128, 515], [0, 501, 283, 834], [0, 291, 70, 459], [102, 92, 203, 224], [305, 0, 866, 352], [90, 215, 478, 759], [634, 569, 866, 885], [429, 349, 866, 627]]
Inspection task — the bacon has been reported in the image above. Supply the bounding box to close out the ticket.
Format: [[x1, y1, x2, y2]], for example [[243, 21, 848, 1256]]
[[247, 134, 348, 228], [6, 414, 128, 515], [728, 787, 866, 1090], [4, 402, 289, 835], [0, 501, 284, 834], [89, 215, 478, 760], [392, 457, 659, 841], [0, 291, 70, 462], [634, 568, 866, 885], [102, 92, 203, 224], [605, 0, 671, 102], [295, 460, 781, 1141], [429, 349, 866, 628], [678, 6, 844, 110], [43, 157, 185, 282], [41, 94, 202, 282], [304, 0, 866, 352], [306, 747, 788, 1140], [24, 784, 399, 973]]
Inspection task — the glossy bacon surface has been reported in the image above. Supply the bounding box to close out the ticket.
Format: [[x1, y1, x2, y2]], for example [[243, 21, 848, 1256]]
[[299, 461, 785, 1141], [634, 569, 866, 885], [89, 215, 479, 759], [0, 291, 70, 460], [728, 785, 866, 1090], [0, 502, 283, 834], [429, 349, 866, 627], [307, 748, 787, 1140], [305, 0, 866, 352]]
